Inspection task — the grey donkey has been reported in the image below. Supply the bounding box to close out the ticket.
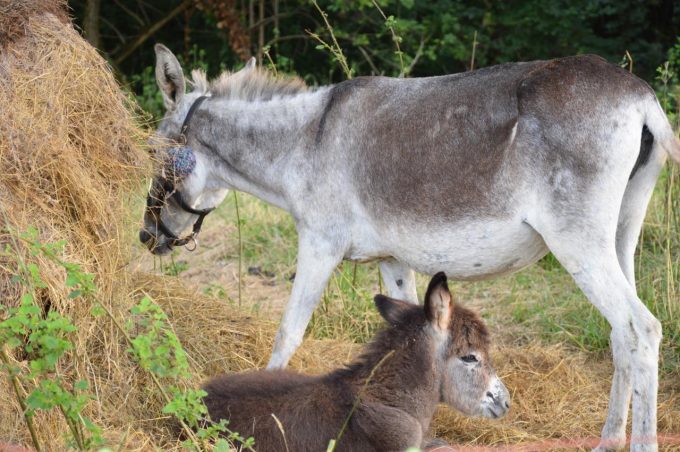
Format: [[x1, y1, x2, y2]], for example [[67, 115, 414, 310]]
[[140, 44, 680, 450], [201, 273, 509, 451]]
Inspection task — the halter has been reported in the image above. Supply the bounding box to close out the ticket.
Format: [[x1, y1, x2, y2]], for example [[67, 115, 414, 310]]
[[146, 95, 214, 251]]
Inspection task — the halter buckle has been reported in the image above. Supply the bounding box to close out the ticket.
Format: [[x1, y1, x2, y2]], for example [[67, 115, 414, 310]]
[[184, 235, 198, 252]]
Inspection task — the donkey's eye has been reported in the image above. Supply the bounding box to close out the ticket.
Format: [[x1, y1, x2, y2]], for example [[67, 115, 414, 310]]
[[460, 355, 478, 363]]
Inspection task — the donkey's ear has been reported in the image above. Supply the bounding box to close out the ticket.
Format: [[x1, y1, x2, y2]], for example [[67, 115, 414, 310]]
[[374, 294, 411, 326], [155, 44, 186, 111], [243, 57, 257, 72], [424, 272, 453, 331]]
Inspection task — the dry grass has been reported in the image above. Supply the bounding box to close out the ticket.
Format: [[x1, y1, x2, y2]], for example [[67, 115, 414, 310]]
[[133, 282, 680, 450], [0, 2, 678, 450]]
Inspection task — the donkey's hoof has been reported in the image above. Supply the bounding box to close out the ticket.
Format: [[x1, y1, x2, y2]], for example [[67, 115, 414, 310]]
[[629, 443, 658, 452], [592, 436, 626, 452]]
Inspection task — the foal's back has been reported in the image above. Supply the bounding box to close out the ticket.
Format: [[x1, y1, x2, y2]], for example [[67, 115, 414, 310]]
[[203, 370, 360, 451]]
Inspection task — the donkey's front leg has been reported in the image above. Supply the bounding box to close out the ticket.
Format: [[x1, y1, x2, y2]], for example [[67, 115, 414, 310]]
[[379, 258, 418, 304], [267, 234, 344, 369]]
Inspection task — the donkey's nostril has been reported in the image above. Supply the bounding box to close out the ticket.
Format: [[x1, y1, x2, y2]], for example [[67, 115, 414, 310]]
[[139, 229, 152, 244], [486, 392, 494, 399], [505, 401, 510, 409]]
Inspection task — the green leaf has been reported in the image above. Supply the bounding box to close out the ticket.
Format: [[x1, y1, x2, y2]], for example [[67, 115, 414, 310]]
[[214, 439, 231, 452], [65, 272, 79, 288], [90, 304, 105, 317], [26, 263, 46, 288]]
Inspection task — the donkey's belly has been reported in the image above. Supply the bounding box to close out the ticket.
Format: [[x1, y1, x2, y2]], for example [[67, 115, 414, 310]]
[[367, 217, 549, 280]]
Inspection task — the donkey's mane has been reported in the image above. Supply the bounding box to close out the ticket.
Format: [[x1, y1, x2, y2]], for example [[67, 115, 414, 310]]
[[329, 307, 426, 380], [190, 67, 307, 101]]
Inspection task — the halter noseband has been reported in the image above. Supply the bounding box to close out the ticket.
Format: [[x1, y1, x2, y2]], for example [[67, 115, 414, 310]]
[[146, 95, 213, 251]]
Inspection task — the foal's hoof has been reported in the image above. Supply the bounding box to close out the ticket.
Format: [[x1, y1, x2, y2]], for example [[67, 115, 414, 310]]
[[422, 437, 452, 451]]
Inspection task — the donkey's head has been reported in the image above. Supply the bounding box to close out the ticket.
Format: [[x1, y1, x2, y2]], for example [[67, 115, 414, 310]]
[[375, 272, 510, 419], [139, 45, 254, 254]]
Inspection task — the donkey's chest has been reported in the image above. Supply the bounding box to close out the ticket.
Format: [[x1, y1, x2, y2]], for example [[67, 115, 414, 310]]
[[349, 216, 548, 280]]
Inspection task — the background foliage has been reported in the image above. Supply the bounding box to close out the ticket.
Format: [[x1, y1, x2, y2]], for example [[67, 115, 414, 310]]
[[68, 0, 679, 114]]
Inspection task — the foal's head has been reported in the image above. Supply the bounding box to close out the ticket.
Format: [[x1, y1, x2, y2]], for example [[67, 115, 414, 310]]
[[375, 272, 510, 419]]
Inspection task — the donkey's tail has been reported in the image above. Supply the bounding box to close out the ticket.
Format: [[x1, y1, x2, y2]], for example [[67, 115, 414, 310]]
[[645, 96, 680, 164]]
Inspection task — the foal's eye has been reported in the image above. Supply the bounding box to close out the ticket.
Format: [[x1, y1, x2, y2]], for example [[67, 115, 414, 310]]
[[460, 355, 478, 363]]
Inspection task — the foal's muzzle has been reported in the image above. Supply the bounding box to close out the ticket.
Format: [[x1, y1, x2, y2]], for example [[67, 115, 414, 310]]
[[481, 376, 511, 419]]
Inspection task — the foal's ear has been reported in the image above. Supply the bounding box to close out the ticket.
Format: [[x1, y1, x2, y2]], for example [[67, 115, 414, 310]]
[[424, 272, 453, 331], [155, 44, 186, 111], [374, 294, 411, 326]]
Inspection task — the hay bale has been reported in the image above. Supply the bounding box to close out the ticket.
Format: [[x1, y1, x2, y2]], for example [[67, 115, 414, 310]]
[[0, 1, 155, 448], [0, 0, 68, 48], [0, 0, 145, 304]]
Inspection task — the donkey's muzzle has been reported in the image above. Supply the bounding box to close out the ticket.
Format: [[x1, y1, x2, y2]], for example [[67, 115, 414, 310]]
[[139, 228, 172, 255], [139, 229, 153, 245], [481, 377, 511, 419]]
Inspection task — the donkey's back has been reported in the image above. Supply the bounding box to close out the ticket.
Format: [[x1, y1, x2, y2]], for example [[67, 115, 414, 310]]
[[320, 55, 656, 221], [202, 370, 351, 451], [303, 55, 669, 280]]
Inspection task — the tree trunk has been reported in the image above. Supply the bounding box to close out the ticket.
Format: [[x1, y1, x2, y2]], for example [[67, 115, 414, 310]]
[[249, 0, 255, 58], [257, 0, 264, 65], [84, 0, 101, 48]]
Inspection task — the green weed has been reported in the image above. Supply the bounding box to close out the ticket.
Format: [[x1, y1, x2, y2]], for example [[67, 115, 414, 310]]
[[164, 256, 190, 277], [0, 227, 103, 451], [1, 227, 255, 450], [125, 295, 254, 451]]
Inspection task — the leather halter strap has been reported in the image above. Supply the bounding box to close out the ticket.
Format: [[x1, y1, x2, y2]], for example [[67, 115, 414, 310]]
[[178, 95, 208, 144], [145, 95, 214, 251]]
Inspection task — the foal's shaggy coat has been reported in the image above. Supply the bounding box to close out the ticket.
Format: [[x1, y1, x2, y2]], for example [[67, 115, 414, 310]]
[[202, 273, 509, 451]]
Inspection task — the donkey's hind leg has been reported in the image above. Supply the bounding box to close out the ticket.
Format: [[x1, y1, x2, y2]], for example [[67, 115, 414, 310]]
[[379, 258, 418, 303], [615, 148, 666, 288], [597, 151, 665, 451], [536, 224, 661, 452]]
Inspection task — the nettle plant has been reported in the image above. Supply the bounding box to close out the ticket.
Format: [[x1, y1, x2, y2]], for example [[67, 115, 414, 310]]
[[125, 296, 254, 450], [0, 228, 102, 450], [0, 228, 252, 451]]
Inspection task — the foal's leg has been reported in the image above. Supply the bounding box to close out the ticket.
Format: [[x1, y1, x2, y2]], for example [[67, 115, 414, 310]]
[[379, 259, 418, 303], [353, 402, 423, 450], [267, 234, 344, 369], [537, 228, 661, 452]]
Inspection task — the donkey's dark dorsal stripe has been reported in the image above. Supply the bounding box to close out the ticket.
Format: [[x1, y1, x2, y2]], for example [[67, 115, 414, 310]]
[[144, 48, 680, 450], [315, 77, 371, 146]]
